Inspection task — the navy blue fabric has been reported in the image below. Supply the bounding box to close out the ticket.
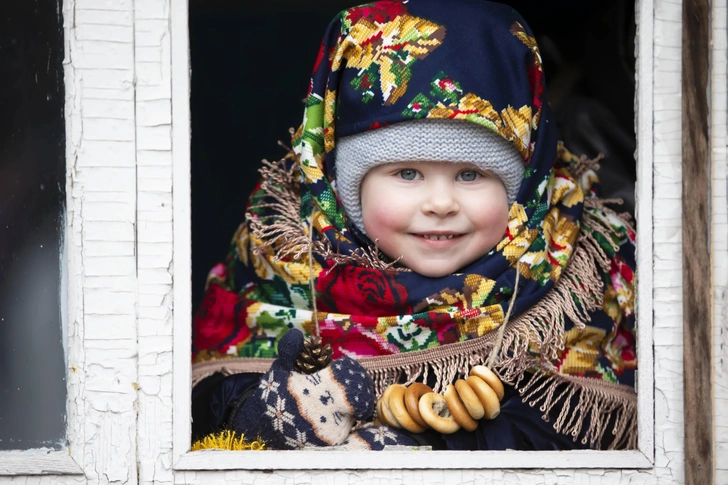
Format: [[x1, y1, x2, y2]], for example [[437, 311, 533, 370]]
[[329, 357, 376, 421], [209, 373, 262, 430], [191, 372, 262, 440], [191, 372, 230, 440]]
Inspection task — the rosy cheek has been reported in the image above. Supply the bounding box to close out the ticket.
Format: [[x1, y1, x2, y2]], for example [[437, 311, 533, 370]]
[[470, 190, 509, 243], [363, 203, 400, 237], [493, 207, 509, 234], [490, 211, 509, 239]]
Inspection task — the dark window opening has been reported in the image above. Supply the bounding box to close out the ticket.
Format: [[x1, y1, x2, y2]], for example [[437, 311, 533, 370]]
[[0, 0, 67, 451]]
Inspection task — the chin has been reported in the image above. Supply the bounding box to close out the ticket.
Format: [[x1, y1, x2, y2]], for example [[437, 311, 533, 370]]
[[410, 263, 458, 278]]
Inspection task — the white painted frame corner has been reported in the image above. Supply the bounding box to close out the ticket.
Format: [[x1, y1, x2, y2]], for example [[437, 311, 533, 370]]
[[171, 0, 655, 471]]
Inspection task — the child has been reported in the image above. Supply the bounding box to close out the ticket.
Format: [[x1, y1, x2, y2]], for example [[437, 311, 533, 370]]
[[191, 0, 637, 451]]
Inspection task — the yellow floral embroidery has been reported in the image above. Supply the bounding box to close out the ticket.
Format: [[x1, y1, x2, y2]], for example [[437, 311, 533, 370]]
[[234, 224, 250, 267], [559, 326, 607, 375], [498, 105, 532, 159], [428, 93, 502, 127], [432, 274, 496, 311], [333, 14, 445, 105], [550, 167, 585, 208], [465, 274, 497, 308], [602, 285, 622, 323], [544, 213, 579, 281], [497, 203, 539, 263], [459, 305, 505, 338], [323, 89, 337, 153]]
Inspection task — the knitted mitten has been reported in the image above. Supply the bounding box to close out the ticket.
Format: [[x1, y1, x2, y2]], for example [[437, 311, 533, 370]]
[[231, 329, 375, 449], [340, 424, 421, 450]]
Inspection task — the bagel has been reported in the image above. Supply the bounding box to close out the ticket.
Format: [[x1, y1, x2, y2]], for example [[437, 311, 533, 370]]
[[454, 379, 485, 420], [388, 384, 427, 433], [404, 383, 433, 429], [418, 392, 461, 434], [470, 365, 505, 401], [444, 384, 478, 432], [375, 398, 391, 427], [466, 375, 501, 419], [379, 385, 402, 428]]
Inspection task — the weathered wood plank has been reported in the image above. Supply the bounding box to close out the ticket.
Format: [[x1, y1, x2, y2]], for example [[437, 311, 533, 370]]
[[0, 453, 83, 476], [682, 0, 713, 484]]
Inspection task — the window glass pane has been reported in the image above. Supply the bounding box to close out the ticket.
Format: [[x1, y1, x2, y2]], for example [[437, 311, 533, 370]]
[[0, 0, 67, 451]]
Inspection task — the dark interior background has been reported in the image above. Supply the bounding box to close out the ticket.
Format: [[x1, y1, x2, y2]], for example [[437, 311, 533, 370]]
[[190, 0, 637, 309], [0, 0, 66, 450]]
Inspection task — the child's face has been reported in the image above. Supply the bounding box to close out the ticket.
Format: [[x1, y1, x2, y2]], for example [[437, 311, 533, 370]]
[[360, 162, 510, 277]]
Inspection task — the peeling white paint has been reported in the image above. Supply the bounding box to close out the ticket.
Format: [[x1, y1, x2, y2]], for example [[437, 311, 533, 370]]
[[1, 0, 727, 483]]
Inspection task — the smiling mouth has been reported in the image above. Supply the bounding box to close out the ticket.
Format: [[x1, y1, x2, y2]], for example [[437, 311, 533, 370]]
[[413, 233, 463, 241]]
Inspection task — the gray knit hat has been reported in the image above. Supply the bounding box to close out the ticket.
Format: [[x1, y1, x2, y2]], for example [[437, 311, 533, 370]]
[[334, 119, 525, 234]]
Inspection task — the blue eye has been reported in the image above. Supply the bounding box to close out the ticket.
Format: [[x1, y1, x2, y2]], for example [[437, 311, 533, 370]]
[[399, 169, 419, 181], [458, 170, 480, 182]]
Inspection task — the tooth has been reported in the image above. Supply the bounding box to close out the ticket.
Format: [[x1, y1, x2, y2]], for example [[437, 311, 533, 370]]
[[447, 235, 453, 239]]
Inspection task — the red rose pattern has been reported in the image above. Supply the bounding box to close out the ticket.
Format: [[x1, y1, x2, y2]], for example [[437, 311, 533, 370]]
[[316, 265, 411, 317], [344, 1, 408, 27], [318, 315, 398, 359], [192, 283, 250, 359]]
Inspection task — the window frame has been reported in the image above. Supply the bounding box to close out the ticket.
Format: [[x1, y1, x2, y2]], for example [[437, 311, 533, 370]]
[[171, 0, 655, 470]]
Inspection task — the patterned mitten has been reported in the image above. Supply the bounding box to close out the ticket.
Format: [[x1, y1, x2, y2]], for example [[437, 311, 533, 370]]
[[231, 329, 375, 449], [341, 424, 422, 450]]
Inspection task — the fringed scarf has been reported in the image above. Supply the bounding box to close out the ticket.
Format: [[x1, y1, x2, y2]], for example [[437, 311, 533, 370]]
[[192, 0, 638, 450]]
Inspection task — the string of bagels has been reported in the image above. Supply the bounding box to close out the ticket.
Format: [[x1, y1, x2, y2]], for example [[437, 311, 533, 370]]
[[372, 257, 521, 433], [376, 364, 505, 434]]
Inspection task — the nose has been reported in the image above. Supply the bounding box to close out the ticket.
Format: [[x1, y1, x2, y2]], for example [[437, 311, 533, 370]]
[[421, 182, 460, 217]]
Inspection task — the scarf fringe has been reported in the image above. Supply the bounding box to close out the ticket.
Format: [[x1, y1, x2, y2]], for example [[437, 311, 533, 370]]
[[247, 158, 411, 270], [518, 371, 637, 450], [247, 159, 327, 261], [565, 150, 603, 179]]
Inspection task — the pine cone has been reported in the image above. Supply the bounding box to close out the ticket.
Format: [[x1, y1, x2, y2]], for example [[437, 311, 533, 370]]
[[294, 336, 333, 374]]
